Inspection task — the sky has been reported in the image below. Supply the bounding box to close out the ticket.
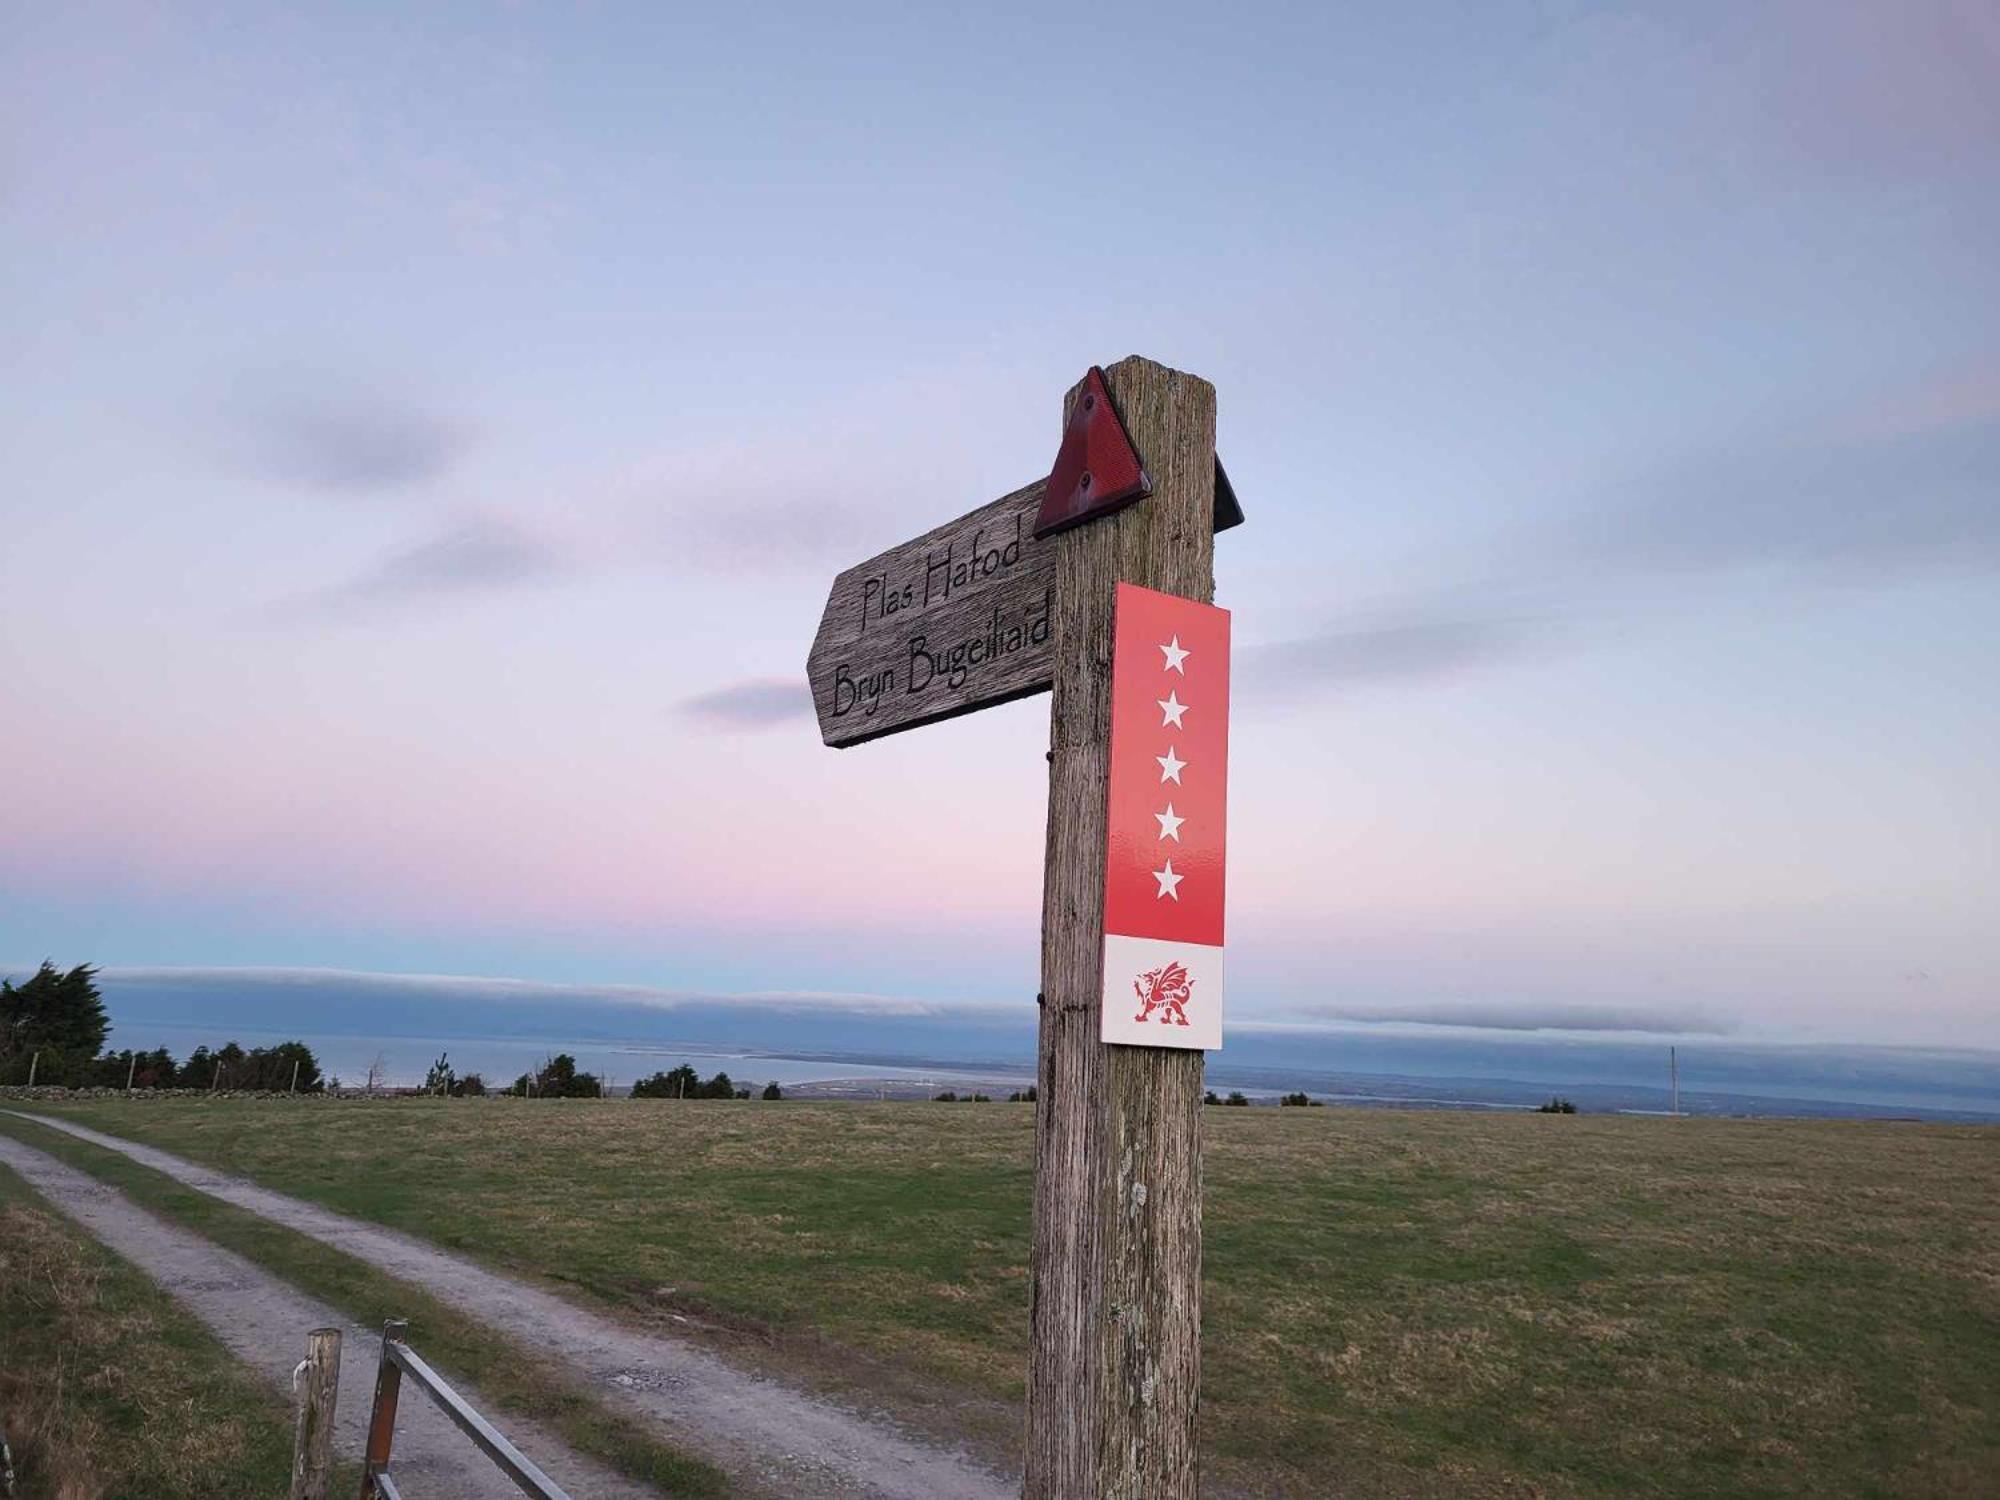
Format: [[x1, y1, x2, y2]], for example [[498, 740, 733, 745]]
[[3, 1, 1996, 1050]]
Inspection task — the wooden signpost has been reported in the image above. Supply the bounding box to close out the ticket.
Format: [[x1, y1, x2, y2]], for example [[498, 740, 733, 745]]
[[808, 356, 1237, 1499]]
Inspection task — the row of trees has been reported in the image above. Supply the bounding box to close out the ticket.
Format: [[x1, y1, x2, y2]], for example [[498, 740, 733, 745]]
[[630, 1064, 780, 1100], [1, 962, 324, 1090], [1, 1038, 327, 1092], [499, 1057, 782, 1100]]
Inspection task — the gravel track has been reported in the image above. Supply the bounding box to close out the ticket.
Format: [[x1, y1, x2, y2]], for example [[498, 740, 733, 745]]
[[4, 1110, 1017, 1500], [0, 1132, 654, 1499]]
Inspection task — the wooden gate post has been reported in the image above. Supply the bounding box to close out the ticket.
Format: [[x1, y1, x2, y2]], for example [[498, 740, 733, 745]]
[[290, 1326, 342, 1500], [360, 1318, 409, 1498], [1027, 356, 1215, 1499]]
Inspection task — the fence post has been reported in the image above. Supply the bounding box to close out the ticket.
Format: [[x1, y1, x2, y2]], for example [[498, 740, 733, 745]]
[[125, 1053, 137, 1092], [26, 1052, 37, 1089], [359, 1319, 408, 1498], [290, 1326, 341, 1500]]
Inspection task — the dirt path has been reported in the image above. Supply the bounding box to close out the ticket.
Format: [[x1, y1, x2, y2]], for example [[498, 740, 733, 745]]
[[4, 1111, 1017, 1500], [0, 1132, 656, 1499]]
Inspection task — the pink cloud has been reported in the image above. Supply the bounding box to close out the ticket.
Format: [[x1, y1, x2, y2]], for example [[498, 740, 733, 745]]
[[1840, 361, 2000, 446], [1764, 0, 2000, 175]]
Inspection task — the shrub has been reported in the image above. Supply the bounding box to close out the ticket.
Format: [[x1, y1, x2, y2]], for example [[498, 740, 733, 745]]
[[1537, 1097, 1578, 1114], [508, 1054, 603, 1098], [1224, 1091, 1250, 1106], [761, 1081, 783, 1100], [1280, 1091, 1312, 1107], [632, 1066, 740, 1100]]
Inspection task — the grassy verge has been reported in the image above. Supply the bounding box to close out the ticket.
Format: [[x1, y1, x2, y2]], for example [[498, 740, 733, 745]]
[[0, 1114, 729, 1498], [0, 1158, 310, 1500], [18, 1098, 2000, 1498]]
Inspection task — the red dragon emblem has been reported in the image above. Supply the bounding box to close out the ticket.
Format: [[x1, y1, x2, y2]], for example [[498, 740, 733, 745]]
[[1133, 961, 1193, 1027]]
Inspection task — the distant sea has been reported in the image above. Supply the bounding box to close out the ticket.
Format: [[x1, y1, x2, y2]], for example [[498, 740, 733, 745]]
[[77, 969, 2000, 1123], [125, 1022, 1028, 1097]]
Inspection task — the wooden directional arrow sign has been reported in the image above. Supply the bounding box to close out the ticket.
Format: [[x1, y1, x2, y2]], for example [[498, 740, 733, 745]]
[[806, 478, 1055, 747], [807, 398, 1243, 747]]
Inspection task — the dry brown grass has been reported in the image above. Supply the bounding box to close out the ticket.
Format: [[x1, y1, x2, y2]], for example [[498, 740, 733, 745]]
[[0, 1174, 291, 1500]]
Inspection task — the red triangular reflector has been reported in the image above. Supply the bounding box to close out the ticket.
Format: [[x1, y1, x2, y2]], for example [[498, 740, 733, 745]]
[[1034, 366, 1152, 538]]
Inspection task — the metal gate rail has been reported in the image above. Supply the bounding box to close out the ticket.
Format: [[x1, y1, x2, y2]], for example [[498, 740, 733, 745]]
[[359, 1319, 570, 1499]]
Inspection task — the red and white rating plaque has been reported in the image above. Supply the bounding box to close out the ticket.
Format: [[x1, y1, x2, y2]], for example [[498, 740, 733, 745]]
[[1100, 582, 1231, 1050]]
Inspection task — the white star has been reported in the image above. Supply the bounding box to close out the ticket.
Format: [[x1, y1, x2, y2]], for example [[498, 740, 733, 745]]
[[1160, 636, 1190, 674], [1156, 746, 1186, 784], [1152, 859, 1184, 900], [1154, 803, 1184, 841], [1157, 690, 1187, 729]]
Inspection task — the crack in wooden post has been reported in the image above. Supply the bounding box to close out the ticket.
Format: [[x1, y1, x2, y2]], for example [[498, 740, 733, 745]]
[[289, 1326, 341, 1500]]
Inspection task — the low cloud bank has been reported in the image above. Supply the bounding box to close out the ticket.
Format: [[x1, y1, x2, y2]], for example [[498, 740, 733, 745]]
[[94, 966, 1012, 1020], [1283, 1001, 1733, 1036]]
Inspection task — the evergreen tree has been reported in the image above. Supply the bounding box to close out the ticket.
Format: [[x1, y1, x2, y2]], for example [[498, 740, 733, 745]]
[[135, 1048, 177, 1088], [425, 1052, 455, 1095], [0, 962, 110, 1079], [212, 1042, 246, 1089]]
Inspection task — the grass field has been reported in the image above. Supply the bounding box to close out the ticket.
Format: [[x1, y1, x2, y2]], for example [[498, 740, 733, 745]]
[[0, 1116, 729, 1497], [17, 1098, 2000, 1499], [0, 1159, 303, 1500]]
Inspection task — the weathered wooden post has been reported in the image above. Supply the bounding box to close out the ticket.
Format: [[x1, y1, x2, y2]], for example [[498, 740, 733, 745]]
[[290, 1326, 342, 1500], [25, 1051, 37, 1089], [1027, 359, 1216, 1499], [125, 1053, 137, 1092], [808, 356, 1237, 1497]]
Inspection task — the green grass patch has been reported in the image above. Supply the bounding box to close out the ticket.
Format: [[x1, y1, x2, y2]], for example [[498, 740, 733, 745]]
[[20, 1098, 2000, 1498], [0, 1158, 304, 1500], [0, 1114, 729, 1498]]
